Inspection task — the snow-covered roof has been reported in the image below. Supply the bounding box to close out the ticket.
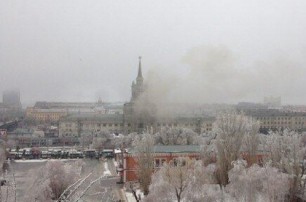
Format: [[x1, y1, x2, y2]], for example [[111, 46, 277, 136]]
[[114, 149, 121, 154]]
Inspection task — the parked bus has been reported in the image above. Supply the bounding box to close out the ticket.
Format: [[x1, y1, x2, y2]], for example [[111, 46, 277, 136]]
[[84, 149, 96, 159], [99, 149, 114, 159]]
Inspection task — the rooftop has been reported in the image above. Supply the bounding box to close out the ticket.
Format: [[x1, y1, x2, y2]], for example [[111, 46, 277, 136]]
[[245, 109, 306, 117], [128, 145, 201, 154]]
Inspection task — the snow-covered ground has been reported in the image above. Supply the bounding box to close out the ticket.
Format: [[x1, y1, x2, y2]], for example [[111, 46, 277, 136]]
[[125, 189, 144, 202], [113, 159, 119, 168], [103, 161, 111, 176], [126, 192, 137, 202]]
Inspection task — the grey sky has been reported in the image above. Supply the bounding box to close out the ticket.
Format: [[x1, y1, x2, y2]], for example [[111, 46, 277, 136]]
[[1, 0, 306, 106]]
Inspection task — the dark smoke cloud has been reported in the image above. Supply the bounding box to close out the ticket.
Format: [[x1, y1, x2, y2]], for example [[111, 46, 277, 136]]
[[140, 45, 306, 106]]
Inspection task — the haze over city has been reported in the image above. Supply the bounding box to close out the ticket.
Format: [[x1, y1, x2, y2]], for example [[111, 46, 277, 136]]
[[3, 1, 306, 202], [1, 0, 306, 106]]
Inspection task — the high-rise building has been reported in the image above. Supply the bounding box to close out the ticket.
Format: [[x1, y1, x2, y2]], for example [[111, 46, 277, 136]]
[[2, 90, 21, 109]]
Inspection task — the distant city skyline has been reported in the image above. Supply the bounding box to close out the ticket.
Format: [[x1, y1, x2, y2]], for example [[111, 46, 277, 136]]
[[1, 1, 306, 105]]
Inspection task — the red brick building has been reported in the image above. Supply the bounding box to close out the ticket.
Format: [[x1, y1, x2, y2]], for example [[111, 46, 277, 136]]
[[123, 145, 201, 182], [122, 144, 266, 183]]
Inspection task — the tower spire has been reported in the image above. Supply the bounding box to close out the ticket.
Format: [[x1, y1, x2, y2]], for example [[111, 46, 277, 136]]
[[137, 56, 143, 78]]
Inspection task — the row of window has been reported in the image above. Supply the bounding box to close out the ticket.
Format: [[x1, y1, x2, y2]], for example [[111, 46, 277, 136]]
[[82, 123, 124, 127], [63, 122, 213, 129], [64, 123, 131, 128], [156, 123, 203, 127], [261, 121, 304, 125], [157, 123, 178, 127], [153, 157, 199, 168], [258, 117, 304, 120]]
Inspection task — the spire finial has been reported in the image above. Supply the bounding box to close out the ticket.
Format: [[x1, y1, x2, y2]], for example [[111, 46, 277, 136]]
[[138, 56, 143, 78]]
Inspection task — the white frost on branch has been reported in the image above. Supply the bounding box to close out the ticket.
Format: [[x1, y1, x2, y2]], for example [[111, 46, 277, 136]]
[[227, 160, 289, 202]]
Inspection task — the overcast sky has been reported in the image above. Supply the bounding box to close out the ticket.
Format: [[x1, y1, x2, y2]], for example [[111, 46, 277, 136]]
[[1, 0, 306, 106]]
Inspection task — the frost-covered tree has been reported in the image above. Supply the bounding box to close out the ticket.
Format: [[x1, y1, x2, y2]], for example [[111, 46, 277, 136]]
[[199, 133, 218, 166], [112, 132, 142, 149], [154, 127, 198, 145], [145, 159, 218, 202], [26, 160, 84, 201], [145, 157, 193, 202], [227, 160, 289, 202], [183, 162, 223, 202], [264, 130, 306, 200], [135, 133, 155, 196], [214, 111, 260, 186], [92, 137, 107, 153], [91, 129, 112, 152], [242, 122, 260, 166]]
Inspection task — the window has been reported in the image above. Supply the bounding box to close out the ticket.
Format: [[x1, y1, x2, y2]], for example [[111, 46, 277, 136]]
[[171, 158, 186, 166], [154, 158, 166, 167], [155, 159, 160, 167]]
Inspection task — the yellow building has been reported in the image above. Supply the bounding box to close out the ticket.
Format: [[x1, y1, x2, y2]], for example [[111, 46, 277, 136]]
[[26, 107, 68, 123]]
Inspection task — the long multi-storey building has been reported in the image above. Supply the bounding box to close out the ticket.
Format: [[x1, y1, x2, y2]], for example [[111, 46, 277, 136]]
[[245, 109, 306, 133], [26, 98, 123, 123], [26, 107, 68, 123]]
